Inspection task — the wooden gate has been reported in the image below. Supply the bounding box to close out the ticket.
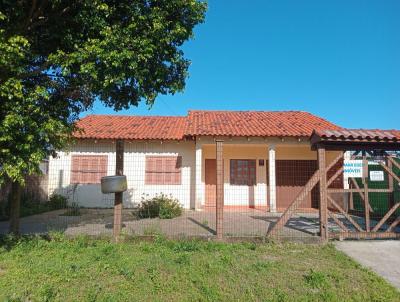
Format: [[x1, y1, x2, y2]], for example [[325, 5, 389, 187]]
[[269, 129, 400, 242], [327, 153, 400, 240]]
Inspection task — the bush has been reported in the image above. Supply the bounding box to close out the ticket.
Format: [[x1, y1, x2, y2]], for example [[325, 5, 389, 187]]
[[136, 194, 183, 219], [48, 194, 68, 210]]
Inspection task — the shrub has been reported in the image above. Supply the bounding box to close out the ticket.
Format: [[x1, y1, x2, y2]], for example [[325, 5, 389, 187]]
[[48, 194, 68, 210], [136, 194, 183, 219]]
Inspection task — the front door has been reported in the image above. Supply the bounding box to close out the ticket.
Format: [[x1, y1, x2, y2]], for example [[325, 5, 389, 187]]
[[205, 159, 216, 207]]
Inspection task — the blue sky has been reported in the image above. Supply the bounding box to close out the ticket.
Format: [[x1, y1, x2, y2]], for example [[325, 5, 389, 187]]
[[86, 0, 400, 129]]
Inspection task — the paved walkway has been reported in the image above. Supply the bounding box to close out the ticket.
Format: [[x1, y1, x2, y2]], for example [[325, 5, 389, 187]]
[[0, 209, 321, 241], [3, 209, 395, 242], [335, 241, 400, 289]]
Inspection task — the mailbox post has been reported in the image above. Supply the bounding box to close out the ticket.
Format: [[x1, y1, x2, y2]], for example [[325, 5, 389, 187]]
[[114, 140, 124, 240], [101, 140, 126, 242]]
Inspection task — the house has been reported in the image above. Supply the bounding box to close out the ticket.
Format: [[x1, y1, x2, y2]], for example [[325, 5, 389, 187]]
[[47, 110, 399, 212]]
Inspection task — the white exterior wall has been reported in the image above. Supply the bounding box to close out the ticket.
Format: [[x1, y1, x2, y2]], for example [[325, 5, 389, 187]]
[[124, 140, 195, 209], [48, 140, 195, 209], [48, 140, 116, 208], [48, 136, 341, 210]]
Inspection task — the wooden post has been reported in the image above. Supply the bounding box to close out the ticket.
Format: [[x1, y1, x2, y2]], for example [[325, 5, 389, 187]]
[[215, 140, 224, 239], [8, 181, 22, 235], [362, 152, 370, 232], [114, 140, 124, 241], [318, 147, 328, 242], [387, 158, 394, 209], [349, 180, 354, 210]]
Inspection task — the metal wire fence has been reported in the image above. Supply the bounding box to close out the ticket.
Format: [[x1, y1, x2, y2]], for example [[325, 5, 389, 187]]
[[0, 140, 399, 242]]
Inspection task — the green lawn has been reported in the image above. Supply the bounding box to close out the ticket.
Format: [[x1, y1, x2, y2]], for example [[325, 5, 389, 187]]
[[0, 235, 398, 302]]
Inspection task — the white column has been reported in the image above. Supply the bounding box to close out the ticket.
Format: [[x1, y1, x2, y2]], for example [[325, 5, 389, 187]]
[[268, 144, 277, 212], [195, 140, 204, 210]]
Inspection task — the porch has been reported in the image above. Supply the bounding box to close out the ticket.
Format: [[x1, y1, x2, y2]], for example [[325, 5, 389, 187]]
[[194, 136, 342, 211]]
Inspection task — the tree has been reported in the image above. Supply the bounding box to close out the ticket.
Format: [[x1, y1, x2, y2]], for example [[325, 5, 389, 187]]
[[0, 0, 207, 234]]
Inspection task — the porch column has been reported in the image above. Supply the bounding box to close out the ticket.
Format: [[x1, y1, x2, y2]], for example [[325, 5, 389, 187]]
[[216, 140, 224, 239], [114, 139, 124, 241], [195, 140, 204, 210], [318, 147, 328, 242], [268, 144, 277, 213]]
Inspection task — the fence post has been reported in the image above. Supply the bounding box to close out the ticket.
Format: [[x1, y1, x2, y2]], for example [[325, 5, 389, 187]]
[[318, 147, 328, 242], [362, 152, 370, 232], [216, 140, 224, 239], [114, 139, 124, 241]]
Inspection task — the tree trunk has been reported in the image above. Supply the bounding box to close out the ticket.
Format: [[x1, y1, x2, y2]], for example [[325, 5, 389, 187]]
[[9, 181, 22, 236]]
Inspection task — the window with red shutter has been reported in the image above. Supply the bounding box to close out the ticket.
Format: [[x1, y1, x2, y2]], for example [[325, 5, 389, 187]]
[[230, 159, 256, 186], [71, 155, 108, 184], [145, 156, 182, 185]]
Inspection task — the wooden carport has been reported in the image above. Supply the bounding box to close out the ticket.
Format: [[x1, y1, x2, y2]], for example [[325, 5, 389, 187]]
[[268, 129, 400, 242]]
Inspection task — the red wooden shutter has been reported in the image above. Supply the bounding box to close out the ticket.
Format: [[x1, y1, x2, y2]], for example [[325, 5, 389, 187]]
[[145, 156, 182, 185], [71, 155, 108, 184]]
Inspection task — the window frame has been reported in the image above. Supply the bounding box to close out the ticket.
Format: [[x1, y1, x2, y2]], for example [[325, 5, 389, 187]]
[[230, 159, 257, 186]]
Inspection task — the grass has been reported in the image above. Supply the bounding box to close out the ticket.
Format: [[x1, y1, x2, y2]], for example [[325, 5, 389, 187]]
[[0, 235, 398, 302]]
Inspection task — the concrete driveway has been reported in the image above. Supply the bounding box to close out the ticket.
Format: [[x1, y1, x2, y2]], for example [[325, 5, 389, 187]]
[[335, 241, 400, 289]]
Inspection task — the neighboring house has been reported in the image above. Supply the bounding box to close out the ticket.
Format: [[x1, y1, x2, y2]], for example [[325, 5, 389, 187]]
[[47, 110, 399, 211]]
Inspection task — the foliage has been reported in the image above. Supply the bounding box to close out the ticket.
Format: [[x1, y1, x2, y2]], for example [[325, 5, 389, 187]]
[[0, 237, 398, 301], [0, 0, 207, 184], [49, 194, 68, 210], [136, 194, 183, 219], [0, 193, 67, 221]]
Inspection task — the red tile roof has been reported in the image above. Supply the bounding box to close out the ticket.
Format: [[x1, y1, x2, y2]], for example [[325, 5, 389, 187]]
[[185, 110, 341, 137], [75, 111, 398, 141], [392, 130, 400, 139], [313, 129, 400, 142], [75, 115, 186, 140]]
